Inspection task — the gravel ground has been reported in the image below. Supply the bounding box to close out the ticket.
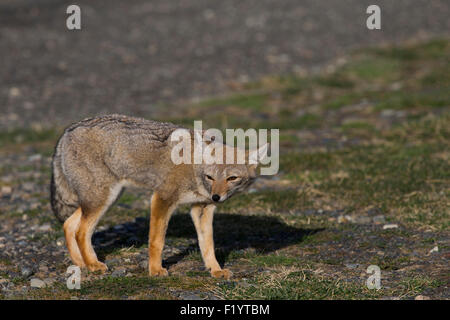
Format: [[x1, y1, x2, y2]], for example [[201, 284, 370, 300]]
[[1, 0, 449, 128], [0, 1, 449, 300], [0, 130, 448, 299]]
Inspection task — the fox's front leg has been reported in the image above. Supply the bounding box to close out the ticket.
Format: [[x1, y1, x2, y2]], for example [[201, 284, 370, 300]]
[[148, 193, 175, 276], [190, 204, 232, 279]]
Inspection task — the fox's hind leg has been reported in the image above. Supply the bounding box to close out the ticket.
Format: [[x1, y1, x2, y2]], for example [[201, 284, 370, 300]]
[[76, 185, 123, 273], [76, 204, 109, 272], [190, 204, 232, 279], [63, 207, 85, 267]]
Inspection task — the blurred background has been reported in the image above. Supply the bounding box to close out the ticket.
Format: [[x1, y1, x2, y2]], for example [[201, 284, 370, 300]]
[[0, 0, 449, 128], [0, 1, 449, 300]]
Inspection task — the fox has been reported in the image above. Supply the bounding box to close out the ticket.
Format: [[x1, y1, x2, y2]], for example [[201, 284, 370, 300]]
[[50, 114, 268, 279]]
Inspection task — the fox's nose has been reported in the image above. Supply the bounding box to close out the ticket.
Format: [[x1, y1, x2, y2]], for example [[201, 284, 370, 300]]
[[212, 194, 220, 202]]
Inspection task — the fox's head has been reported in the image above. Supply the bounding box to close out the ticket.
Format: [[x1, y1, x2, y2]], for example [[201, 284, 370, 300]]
[[195, 133, 269, 203]]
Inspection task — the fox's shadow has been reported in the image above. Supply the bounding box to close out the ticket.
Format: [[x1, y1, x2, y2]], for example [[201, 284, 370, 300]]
[[94, 213, 322, 267]]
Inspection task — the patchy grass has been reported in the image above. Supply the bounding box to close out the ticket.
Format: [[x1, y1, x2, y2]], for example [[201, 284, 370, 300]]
[[212, 267, 383, 300], [1, 39, 448, 300]]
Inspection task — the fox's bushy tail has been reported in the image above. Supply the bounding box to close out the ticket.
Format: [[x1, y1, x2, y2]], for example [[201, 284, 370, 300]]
[[50, 140, 79, 223]]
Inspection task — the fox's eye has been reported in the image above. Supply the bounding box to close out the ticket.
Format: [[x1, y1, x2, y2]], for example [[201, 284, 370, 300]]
[[227, 176, 238, 181], [206, 175, 214, 181]]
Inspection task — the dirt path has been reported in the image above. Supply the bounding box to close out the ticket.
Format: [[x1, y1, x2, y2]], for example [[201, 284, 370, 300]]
[[1, 0, 449, 128]]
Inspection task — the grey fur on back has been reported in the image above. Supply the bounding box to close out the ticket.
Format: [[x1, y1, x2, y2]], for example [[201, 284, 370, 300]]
[[50, 114, 181, 222]]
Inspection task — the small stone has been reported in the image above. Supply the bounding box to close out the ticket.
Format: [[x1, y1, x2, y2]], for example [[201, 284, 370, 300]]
[[429, 246, 438, 254], [30, 278, 46, 288], [111, 267, 127, 277], [28, 154, 42, 162], [344, 263, 359, 269], [383, 224, 398, 230], [372, 215, 386, 224], [105, 258, 120, 268], [56, 238, 65, 246], [21, 267, 34, 278], [415, 295, 430, 300], [1, 186, 12, 195], [38, 224, 52, 232], [9, 87, 21, 97], [139, 260, 148, 269]]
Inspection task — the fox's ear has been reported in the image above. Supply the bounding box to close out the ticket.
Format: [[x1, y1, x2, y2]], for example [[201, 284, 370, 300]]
[[249, 143, 269, 165]]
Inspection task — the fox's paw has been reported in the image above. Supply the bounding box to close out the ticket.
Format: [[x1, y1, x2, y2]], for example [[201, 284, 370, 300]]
[[87, 261, 108, 273], [72, 259, 86, 268], [211, 268, 232, 280], [149, 267, 168, 277]]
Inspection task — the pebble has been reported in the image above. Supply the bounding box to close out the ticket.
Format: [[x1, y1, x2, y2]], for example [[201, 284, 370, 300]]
[[30, 278, 46, 288], [383, 224, 398, 230], [105, 258, 121, 268], [111, 267, 127, 277], [139, 260, 148, 269], [21, 266, 34, 278], [415, 295, 430, 300], [28, 154, 42, 162], [429, 246, 438, 254], [1, 186, 12, 195], [372, 215, 386, 224], [38, 224, 52, 232]]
